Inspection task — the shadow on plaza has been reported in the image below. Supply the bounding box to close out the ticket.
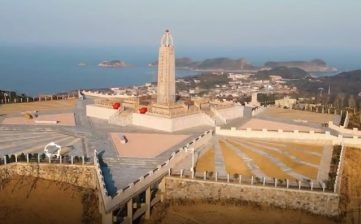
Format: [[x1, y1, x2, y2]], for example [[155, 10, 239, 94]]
[[98, 150, 118, 196]]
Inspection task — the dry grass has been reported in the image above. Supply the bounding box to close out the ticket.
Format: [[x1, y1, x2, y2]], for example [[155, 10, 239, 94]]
[[225, 140, 296, 181], [339, 147, 361, 223], [286, 142, 324, 154], [263, 107, 336, 124], [218, 141, 253, 177], [0, 100, 77, 114], [233, 139, 318, 180], [195, 147, 215, 172], [244, 139, 325, 154], [275, 145, 322, 165]]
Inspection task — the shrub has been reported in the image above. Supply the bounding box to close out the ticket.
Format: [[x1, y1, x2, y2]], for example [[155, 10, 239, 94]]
[[10, 154, 16, 162], [278, 179, 283, 185], [20, 153, 26, 161], [74, 156, 80, 163], [233, 173, 239, 179], [207, 171, 214, 177], [255, 177, 260, 183], [40, 153, 46, 161]]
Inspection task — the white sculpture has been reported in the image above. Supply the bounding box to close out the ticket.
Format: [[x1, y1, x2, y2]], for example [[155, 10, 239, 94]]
[[44, 142, 62, 158]]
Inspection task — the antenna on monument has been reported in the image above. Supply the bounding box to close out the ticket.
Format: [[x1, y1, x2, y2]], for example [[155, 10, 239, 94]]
[[328, 86, 331, 95], [160, 29, 174, 47]]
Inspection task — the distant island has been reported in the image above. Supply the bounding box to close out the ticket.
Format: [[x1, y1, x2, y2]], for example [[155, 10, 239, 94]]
[[78, 63, 87, 66], [98, 60, 132, 67], [149, 57, 337, 72], [264, 59, 337, 73], [148, 57, 260, 71]]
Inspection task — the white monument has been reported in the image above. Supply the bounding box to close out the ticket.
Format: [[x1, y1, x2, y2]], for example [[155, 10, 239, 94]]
[[44, 142, 62, 158], [156, 29, 176, 104]]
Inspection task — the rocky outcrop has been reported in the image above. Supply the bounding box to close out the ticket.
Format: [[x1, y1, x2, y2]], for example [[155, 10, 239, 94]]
[[98, 60, 132, 67], [264, 59, 337, 72]]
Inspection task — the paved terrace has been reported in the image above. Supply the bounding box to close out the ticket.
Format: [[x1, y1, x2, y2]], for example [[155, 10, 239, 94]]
[[0, 98, 210, 196]]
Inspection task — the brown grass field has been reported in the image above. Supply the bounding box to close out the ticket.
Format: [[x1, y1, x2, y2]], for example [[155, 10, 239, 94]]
[[234, 139, 318, 179], [0, 99, 77, 114], [263, 107, 336, 124], [0, 175, 100, 224], [218, 141, 253, 177], [225, 140, 296, 181], [195, 147, 215, 172]]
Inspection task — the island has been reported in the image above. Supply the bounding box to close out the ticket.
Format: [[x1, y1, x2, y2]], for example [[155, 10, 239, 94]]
[[98, 60, 132, 67], [264, 59, 337, 72], [149, 57, 260, 71]]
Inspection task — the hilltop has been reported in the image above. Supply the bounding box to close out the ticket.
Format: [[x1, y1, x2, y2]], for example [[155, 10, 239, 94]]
[[149, 57, 260, 71], [264, 59, 337, 72], [294, 69, 361, 95], [254, 66, 310, 79]]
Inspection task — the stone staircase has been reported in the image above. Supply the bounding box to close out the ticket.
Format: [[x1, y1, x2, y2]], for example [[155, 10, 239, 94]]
[[103, 157, 159, 169]]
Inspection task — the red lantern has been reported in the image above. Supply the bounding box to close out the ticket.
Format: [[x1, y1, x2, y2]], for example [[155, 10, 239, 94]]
[[139, 107, 147, 114], [113, 102, 121, 110]]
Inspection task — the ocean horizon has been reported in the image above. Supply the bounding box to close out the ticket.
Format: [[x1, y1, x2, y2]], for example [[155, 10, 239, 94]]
[[0, 45, 360, 96]]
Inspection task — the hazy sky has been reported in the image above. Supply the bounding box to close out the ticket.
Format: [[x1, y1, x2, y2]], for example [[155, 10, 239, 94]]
[[0, 0, 360, 49]]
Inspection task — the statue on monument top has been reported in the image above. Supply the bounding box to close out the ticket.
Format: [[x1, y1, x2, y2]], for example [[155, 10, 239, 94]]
[[161, 29, 174, 47]]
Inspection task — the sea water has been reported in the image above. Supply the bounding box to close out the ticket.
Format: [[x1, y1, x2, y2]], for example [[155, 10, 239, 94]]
[[0, 45, 360, 96]]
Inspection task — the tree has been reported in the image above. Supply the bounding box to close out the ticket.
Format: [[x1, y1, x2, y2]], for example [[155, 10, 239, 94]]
[[348, 95, 356, 108], [40, 153, 46, 161]]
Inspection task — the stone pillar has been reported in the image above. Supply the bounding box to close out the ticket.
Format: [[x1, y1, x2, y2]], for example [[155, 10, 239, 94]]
[[215, 172, 218, 181], [15, 154, 17, 163], [204, 171, 207, 180], [49, 156, 51, 163], [160, 178, 166, 202], [310, 182, 313, 191], [101, 212, 113, 224], [251, 176, 254, 185], [27, 98, 29, 102], [127, 199, 133, 222], [21, 98, 23, 103], [82, 156, 85, 165], [286, 179, 289, 188], [38, 154, 40, 163], [275, 179, 277, 187], [71, 156, 74, 164], [263, 177, 266, 186], [60, 156, 62, 164], [328, 108, 330, 114], [26, 154, 29, 163], [4, 156, 7, 164], [239, 175, 242, 183], [145, 187, 151, 219]]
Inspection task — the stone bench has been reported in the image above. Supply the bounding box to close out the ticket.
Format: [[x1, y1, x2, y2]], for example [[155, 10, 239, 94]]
[[120, 135, 127, 144], [34, 120, 58, 124]]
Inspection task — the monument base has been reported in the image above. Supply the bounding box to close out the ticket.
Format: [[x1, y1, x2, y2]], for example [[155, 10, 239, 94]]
[[132, 112, 209, 132]]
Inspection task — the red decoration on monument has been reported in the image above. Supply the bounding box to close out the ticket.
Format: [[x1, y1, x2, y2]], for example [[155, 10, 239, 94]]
[[139, 107, 147, 114], [112, 102, 121, 110]]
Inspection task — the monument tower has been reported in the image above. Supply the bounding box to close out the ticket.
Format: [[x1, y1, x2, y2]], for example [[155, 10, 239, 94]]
[[157, 30, 176, 104]]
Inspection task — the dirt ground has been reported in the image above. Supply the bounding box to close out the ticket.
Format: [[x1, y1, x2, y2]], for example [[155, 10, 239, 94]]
[[141, 203, 337, 224], [141, 147, 361, 224], [0, 175, 101, 224]]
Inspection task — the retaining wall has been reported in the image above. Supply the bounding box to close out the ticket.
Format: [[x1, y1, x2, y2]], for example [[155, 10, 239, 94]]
[[0, 163, 96, 189], [164, 177, 340, 217], [132, 112, 210, 132], [86, 104, 117, 120], [215, 127, 361, 147]]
